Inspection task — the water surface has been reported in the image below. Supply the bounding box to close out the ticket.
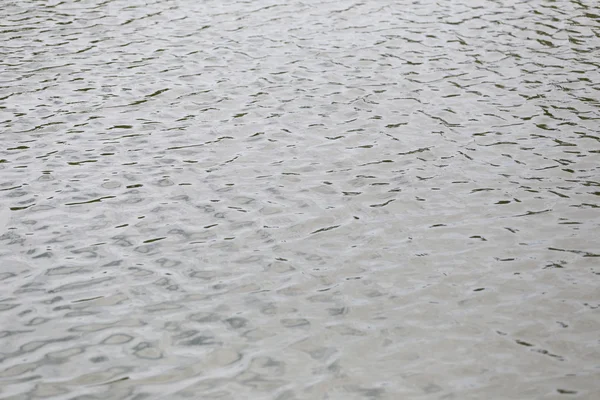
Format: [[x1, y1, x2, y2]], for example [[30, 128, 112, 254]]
[[1, 0, 599, 399]]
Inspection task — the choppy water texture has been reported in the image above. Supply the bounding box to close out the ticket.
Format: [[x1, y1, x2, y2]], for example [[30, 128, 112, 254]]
[[1, 0, 599, 398]]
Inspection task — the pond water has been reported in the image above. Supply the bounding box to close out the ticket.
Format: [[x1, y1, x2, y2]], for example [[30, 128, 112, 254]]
[[1, 0, 599, 399]]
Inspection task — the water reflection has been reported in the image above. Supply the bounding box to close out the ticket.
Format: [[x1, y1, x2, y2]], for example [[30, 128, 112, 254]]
[[1, 0, 599, 399]]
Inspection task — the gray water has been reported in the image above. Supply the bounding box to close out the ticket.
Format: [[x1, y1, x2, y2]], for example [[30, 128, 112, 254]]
[[1, 0, 599, 399]]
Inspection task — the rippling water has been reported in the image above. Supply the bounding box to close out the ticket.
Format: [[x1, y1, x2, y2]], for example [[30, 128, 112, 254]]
[[1, 0, 599, 398]]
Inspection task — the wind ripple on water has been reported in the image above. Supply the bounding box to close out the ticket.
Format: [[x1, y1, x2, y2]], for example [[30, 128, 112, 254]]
[[0, 0, 599, 399]]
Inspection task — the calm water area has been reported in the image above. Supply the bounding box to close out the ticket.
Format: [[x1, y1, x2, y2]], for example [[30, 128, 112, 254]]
[[1, 0, 599, 399]]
